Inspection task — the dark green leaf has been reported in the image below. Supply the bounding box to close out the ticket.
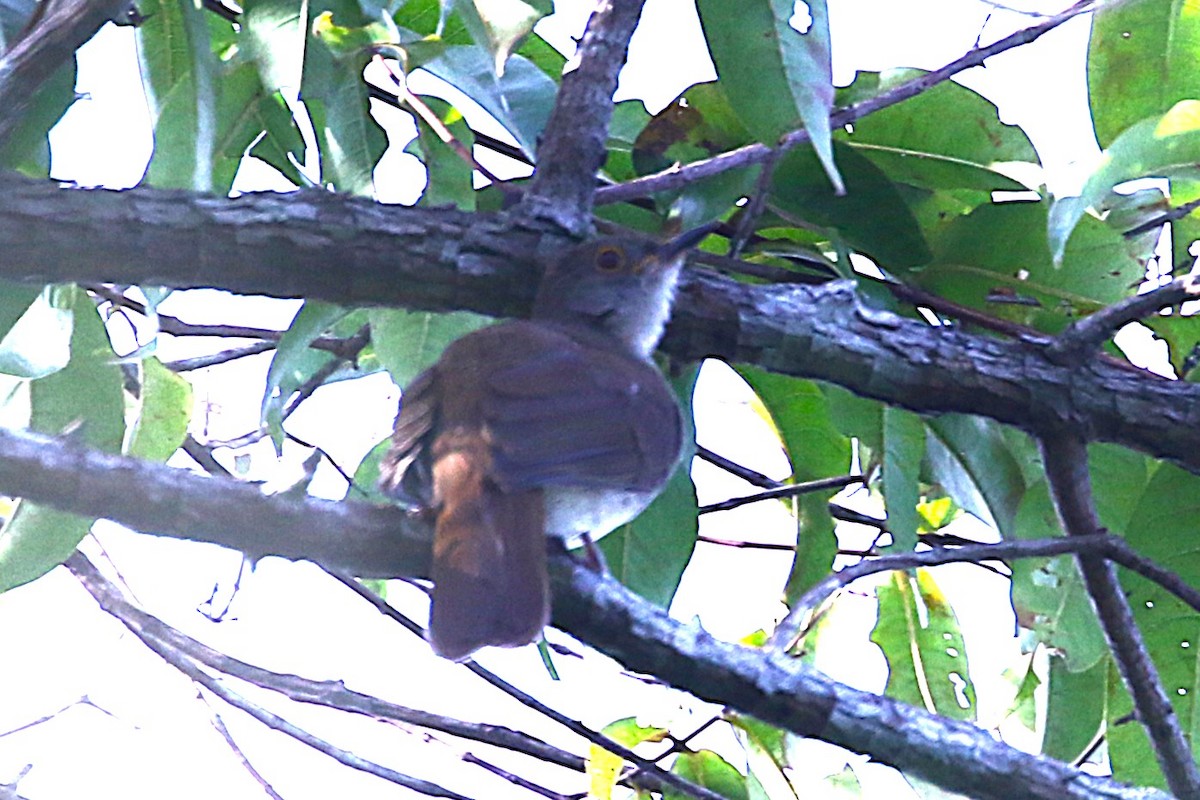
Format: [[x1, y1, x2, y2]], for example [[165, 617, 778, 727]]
[[0, 291, 124, 592], [696, 0, 840, 192], [1042, 654, 1105, 763], [925, 200, 1143, 334], [924, 415, 1024, 539], [452, 0, 547, 76], [369, 307, 487, 389], [1050, 101, 1200, 261], [882, 407, 923, 551], [420, 45, 555, 159], [242, 0, 309, 90], [771, 142, 932, 269], [404, 96, 476, 209], [0, 286, 71, 379]]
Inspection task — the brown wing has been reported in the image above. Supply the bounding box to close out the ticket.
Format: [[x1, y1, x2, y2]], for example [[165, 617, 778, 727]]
[[443, 321, 684, 494]]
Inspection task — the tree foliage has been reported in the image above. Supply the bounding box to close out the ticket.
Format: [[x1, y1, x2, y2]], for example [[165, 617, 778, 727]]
[[1, 0, 1199, 798]]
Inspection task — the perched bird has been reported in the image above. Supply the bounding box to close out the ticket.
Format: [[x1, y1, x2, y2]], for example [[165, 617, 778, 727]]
[[379, 226, 712, 660]]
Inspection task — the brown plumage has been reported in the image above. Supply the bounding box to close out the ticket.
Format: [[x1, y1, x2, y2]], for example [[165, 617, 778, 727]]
[[379, 229, 712, 660]]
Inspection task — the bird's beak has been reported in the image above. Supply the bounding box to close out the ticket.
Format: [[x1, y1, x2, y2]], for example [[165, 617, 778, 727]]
[[656, 220, 722, 261]]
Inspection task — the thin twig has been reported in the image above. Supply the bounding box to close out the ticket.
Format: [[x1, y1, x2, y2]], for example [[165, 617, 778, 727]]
[[66, 554, 474, 800], [330, 572, 728, 800], [163, 343, 276, 372], [1049, 275, 1200, 360], [770, 533, 1114, 650], [699, 475, 861, 514], [1124, 196, 1200, 239], [1039, 433, 1200, 798], [695, 445, 784, 489], [371, 57, 507, 188], [595, 0, 1103, 206], [728, 152, 783, 259], [200, 694, 286, 800]]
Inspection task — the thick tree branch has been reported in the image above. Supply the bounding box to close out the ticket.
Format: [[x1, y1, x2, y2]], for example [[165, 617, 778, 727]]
[[0, 426, 428, 577], [1039, 433, 1200, 797], [552, 565, 1163, 800], [0, 428, 1165, 800], [523, 0, 648, 232], [1, 177, 1199, 473]]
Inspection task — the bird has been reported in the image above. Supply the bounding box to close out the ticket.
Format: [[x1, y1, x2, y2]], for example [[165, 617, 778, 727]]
[[378, 225, 713, 661]]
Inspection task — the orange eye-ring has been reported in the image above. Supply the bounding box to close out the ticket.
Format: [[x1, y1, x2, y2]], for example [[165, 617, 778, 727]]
[[595, 244, 625, 272]]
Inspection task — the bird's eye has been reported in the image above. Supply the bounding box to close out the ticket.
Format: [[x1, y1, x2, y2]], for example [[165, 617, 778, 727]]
[[595, 245, 625, 272]]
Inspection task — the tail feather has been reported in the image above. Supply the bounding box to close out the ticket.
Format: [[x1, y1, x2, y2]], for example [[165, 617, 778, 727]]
[[429, 433, 548, 661]]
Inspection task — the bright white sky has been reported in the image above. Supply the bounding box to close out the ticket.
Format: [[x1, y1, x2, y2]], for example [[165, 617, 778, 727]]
[[0, 2, 1109, 798]]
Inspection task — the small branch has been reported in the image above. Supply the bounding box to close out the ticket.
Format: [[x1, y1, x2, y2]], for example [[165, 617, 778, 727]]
[[695, 445, 784, 489], [699, 475, 861, 514], [523, 0, 649, 232], [771, 533, 1114, 650], [0, 425, 429, 577], [163, 343, 276, 371], [1049, 275, 1200, 360], [330, 573, 727, 800], [1039, 433, 1200, 798], [90, 285, 360, 358], [595, 0, 1102, 205], [201, 695, 286, 800], [728, 153, 782, 259], [371, 58, 508, 189], [69, 555, 474, 799], [1123, 196, 1200, 239]]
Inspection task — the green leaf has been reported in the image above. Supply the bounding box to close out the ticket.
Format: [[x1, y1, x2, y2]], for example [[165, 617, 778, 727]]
[[404, 96, 476, 209], [262, 301, 350, 447], [128, 357, 194, 462], [1009, 478, 1106, 671], [0, 286, 72, 379], [696, 0, 841, 192], [137, 0, 222, 191], [838, 68, 1036, 194], [881, 407, 923, 552], [1111, 461, 1200, 785], [872, 570, 975, 721], [370, 307, 488, 389], [1042, 653, 1105, 763], [924, 415, 1024, 539], [601, 461, 698, 609], [1088, 0, 1200, 148], [452, 0, 548, 76], [669, 750, 749, 800], [587, 718, 668, 800], [1050, 100, 1200, 262], [601, 367, 699, 608], [0, 291, 124, 592], [771, 142, 932, 269], [735, 367, 850, 597], [420, 46, 556, 159], [243, 0, 310, 91], [304, 2, 388, 194], [0, 61, 75, 176], [1107, 657, 1166, 789], [924, 200, 1143, 334]]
